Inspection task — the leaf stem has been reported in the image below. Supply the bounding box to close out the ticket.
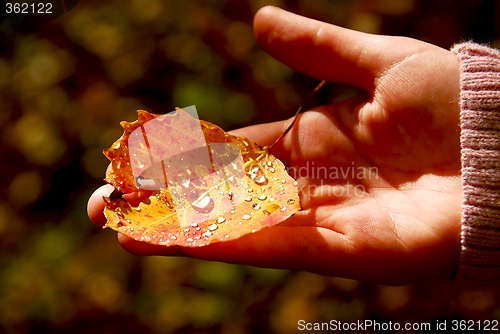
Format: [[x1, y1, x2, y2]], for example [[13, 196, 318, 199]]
[[269, 80, 327, 151]]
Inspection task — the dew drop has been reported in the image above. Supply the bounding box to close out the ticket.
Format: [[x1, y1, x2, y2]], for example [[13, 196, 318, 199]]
[[202, 231, 212, 237], [176, 173, 191, 188], [208, 223, 218, 231], [197, 195, 213, 209], [253, 174, 268, 186], [280, 206, 287, 212], [230, 208, 235, 214], [257, 194, 267, 201], [171, 235, 177, 240], [136, 176, 157, 189], [188, 190, 214, 214], [269, 167, 275, 173], [266, 160, 273, 167], [281, 179, 286, 184], [287, 199, 295, 205], [248, 166, 269, 186], [244, 197, 252, 202], [217, 217, 226, 224], [262, 210, 270, 216], [187, 237, 194, 243], [183, 228, 190, 233], [242, 213, 251, 220], [252, 203, 261, 210], [191, 222, 198, 227]]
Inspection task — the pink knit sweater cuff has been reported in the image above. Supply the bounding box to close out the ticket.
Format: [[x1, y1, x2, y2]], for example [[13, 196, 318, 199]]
[[451, 43, 500, 289]]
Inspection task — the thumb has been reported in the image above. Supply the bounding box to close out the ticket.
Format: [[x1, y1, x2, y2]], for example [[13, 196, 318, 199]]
[[253, 6, 420, 91]]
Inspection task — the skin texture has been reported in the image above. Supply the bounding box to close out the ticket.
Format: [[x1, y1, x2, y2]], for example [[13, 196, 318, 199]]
[[88, 6, 463, 285]]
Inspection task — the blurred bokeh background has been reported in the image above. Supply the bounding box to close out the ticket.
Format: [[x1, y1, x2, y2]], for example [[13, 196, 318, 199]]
[[0, 0, 499, 333]]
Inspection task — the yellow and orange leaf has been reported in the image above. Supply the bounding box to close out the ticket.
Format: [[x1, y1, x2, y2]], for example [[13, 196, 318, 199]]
[[103, 109, 300, 247]]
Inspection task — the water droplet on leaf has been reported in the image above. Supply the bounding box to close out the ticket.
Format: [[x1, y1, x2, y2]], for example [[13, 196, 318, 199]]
[[188, 190, 214, 213], [253, 174, 268, 186], [177, 173, 191, 188]]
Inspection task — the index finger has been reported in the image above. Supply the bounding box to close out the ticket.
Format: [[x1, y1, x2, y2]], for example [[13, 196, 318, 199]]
[[253, 6, 421, 91]]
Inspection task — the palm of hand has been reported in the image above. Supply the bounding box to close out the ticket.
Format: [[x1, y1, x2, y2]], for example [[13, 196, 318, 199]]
[[273, 100, 462, 285]]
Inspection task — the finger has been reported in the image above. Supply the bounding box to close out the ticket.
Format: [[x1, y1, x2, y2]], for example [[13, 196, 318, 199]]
[[87, 184, 114, 227], [118, 233, 186, 256], [118, 223, 360, 279], [87, 184, 153, 227], [184, 226, 350, 274], [253, 6, 417, 90]]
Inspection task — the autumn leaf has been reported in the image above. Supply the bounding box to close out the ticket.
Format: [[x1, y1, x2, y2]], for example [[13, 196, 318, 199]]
[[102, 108, 300, 247]]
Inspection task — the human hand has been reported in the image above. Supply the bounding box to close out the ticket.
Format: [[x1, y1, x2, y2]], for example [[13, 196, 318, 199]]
[[88, 6, 463, 285]]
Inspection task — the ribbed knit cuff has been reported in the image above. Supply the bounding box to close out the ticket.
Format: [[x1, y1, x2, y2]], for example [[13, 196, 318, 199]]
[[451, 43, 500, 289]]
